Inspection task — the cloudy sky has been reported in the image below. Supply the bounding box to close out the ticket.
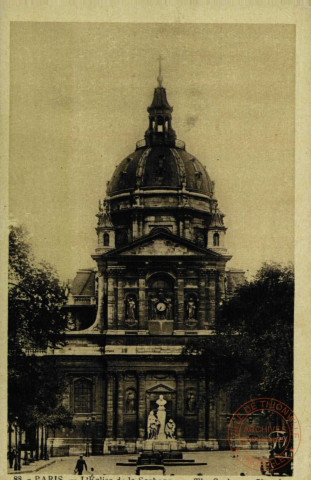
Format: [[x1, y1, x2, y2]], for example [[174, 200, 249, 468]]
[[10, 22, 295, 281]]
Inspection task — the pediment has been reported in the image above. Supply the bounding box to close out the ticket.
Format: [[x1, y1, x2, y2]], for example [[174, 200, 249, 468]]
[[120, 238, 203, 256], [146, 384, 176, 394], [105, 227, 222, 259]]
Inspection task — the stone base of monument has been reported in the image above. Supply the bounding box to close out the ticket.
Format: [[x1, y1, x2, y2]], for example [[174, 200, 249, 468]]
[[202, 439, 219, 451], [142, 439, 183, 451]]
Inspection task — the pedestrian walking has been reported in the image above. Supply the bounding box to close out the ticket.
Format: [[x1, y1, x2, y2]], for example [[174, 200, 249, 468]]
[[74, 455, 87, 474], [8, 449, 15, 468]]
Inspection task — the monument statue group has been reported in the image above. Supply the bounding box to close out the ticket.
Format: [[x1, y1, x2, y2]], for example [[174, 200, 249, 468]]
[[147, 395, 176, 440]]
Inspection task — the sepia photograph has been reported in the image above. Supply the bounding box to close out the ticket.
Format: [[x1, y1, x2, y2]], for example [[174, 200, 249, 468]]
[[4, 11, 307, 478]]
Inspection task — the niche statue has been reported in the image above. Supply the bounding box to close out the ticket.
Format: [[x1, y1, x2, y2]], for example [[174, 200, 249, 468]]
[[125, 295, 138, 327], [125, 390, 136, 413]]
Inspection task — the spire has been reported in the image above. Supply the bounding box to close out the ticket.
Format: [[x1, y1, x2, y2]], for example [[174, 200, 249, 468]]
[[144, 58, 177, 147], [157, 55, 163, 87]]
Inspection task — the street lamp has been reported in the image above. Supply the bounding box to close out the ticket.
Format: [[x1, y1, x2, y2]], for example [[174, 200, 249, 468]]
[[85, 418, 90, 457]]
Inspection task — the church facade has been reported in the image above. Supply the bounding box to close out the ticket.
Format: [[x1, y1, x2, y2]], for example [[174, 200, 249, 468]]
[[52, 79, 245, 455]]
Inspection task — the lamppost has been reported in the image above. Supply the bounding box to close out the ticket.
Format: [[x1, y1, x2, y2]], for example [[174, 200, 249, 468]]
[[85, 417, 90, 457], [13, 418, 20, 471], [50, 439, 54, 458]]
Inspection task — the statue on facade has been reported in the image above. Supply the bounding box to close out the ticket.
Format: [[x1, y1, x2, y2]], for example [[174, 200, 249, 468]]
[[186, 391, 197, 413], [149, 294, 159, 320], [164, 419, 176, 439], [125, 390, 136, 413], [125, 295, 138, 327], [164, 296, 173, 319], [186, 297, 197, 319]]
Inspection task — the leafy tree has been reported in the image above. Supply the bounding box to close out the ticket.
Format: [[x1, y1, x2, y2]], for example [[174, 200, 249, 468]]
[[8, 225, 71, 432], [9, 225, 67, 354], [185, 263, 294, 409]]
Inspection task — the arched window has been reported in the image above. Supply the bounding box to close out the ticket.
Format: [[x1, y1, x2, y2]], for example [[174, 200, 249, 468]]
[[103, 233, 110, 246], [213, 233, 220, 247], [74, 378, 92, 413]]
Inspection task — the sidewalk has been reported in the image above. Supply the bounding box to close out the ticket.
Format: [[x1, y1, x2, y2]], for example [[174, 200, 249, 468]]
[[7, 458, 56, 474]]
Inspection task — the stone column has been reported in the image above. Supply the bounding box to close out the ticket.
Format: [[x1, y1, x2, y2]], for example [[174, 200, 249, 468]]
[[117, 273, 125, 329], [208, 381, 217, 441], [138, 372, 146, 439], [95, 263, 105, 331], [116, 372, 124, 439], [138, 271, 147, 330], [218, 272, 226, 305], [176, 373, 185, 430], [107, 270, 117, 329], [207, 270, 216, 327], [106, 373, 115, 439], [198, 269, 207, 329], [198, 373, 207, 440], [176, 269, 185, 329]]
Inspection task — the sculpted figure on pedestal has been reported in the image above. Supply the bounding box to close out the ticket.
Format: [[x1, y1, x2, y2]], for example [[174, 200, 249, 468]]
[[125, 295, 138, 327]]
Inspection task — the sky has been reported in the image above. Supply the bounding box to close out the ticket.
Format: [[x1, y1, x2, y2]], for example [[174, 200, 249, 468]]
[[9, 22, 295, 281]]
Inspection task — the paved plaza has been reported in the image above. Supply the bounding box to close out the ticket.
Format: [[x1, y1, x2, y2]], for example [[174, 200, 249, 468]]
[[7, 450, 273, 476]]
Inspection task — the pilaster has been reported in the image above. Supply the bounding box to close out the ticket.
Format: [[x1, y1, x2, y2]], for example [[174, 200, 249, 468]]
[[138, 270, 146, 330], [208, 381, 217, 440], [207, 269, 216, 326], [107, 270, 117, 329], [138, 372, 146, 439], [176, 373, 185, 421], [94, 263, 105, 331], [117, 271, 125, 328], [198, 373, 207, 440], [106, 373, 115, 439], [176, 268, 185, 329], [198, 269, 208, 329], [116, 372, 124, 438]]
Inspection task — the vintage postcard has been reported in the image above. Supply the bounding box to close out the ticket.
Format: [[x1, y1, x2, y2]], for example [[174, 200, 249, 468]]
[[1, 1, 311, 479]]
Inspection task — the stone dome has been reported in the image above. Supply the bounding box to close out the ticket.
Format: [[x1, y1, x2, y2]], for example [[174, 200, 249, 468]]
[[108, 144, 214, 197], [107, 85, 214, 199]]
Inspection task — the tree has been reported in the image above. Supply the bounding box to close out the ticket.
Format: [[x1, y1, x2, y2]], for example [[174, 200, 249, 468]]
[[9, 225, 68, 355], [8, 225, 72, 446], [185, 263, 294, 409]]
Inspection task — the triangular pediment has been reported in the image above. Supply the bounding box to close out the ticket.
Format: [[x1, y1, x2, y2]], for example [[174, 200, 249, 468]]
[[105, 228, 222, 258], [146, 384, 176, 394], [120, 237, 203, 256]]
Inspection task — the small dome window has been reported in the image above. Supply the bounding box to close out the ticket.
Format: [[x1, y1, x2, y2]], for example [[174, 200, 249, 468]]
[[104, 233, 110, 246], [213, 233, 220, 247]]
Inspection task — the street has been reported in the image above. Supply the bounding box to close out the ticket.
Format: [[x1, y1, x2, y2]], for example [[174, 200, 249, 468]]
[[8, 450, 273, 476]]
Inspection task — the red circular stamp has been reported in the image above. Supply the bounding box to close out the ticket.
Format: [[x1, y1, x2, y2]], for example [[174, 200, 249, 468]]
[[227, 398, 301, 474]]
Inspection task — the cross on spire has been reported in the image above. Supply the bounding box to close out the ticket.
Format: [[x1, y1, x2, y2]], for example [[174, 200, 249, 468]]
[[157, 55, 163, 87]]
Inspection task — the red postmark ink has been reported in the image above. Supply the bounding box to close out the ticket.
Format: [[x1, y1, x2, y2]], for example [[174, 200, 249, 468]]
[[227, 398, 301, 474]]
